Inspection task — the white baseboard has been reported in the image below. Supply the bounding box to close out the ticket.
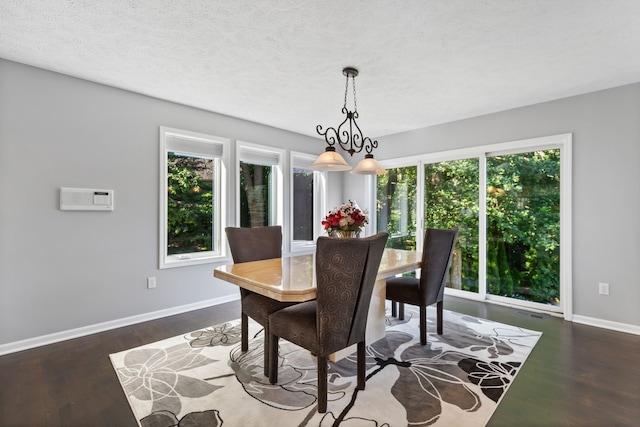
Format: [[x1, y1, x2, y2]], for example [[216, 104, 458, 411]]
[[572, 314, 640, 336], [4, 296, 637, 356], [0, 294, 240, 356]]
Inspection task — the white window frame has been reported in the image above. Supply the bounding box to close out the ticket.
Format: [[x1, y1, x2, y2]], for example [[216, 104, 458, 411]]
[[235, 141, 285, 229], [159, 126, 229, 269], [290, 151, 327, 253]]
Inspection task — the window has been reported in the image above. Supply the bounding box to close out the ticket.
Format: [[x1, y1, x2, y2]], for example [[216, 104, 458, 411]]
[[237, 142, 284, 228], [159, 127, 229, 269], [290, 152, 326, 251]]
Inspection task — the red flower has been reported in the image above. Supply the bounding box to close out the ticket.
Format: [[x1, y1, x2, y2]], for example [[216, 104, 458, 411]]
[[321, 201, 369, 234]]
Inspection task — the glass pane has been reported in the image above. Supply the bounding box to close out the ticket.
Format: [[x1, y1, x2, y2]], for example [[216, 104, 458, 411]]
[[424, 159, 480, 293], [239, 162, 273, 227], [166, 152, 213, 255], [486, 149, 560, 305], [292, 168, 314, 241], [377, 166, 417, 250]]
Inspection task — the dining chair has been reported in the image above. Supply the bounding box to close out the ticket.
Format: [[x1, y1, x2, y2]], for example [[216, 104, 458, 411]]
[[386, 227, 458, 345], [268, 232, 389, 413], [225, 226, 297, 377]]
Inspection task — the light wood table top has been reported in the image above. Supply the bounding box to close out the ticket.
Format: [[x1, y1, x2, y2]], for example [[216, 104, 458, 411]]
[[214, 248, 421, 302]]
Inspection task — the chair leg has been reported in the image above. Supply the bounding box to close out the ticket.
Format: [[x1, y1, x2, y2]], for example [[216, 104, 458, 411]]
[[391, 300, 397, 317], [420, 305, 427, 345], [317, 355, 328, 413], [241, 313, 248, 352], [357, 341, 366, 390], [437, 301, 443, 335], [268, 334, 279, 384], [398, 302, 405, 320]]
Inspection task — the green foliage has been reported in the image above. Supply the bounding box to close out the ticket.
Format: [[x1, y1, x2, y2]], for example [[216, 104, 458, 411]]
[[424, 159, 480, 292], [167, 153, 213, 255], [376, 167, 417, 250], [377, 149, 561, 304], [497, 239, 514, 295], [486, 149, 560, 302], [239, 163, 272, 228], [487, 241, 500, 294]]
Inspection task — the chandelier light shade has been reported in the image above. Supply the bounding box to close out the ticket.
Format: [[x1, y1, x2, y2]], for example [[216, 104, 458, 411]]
[[309, 146, 352, 171], [351, 154, 386, 175], [310, 67, 387, 175]]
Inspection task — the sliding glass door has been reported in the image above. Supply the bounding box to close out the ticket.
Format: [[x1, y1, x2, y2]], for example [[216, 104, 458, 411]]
[[377, 135, 570, 314], [424, 159, 480, 293], [485, 149, 561, 306]]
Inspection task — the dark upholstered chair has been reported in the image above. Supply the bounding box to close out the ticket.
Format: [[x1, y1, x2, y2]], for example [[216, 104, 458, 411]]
[[268, 232, 389, 413], [386, 227, 458, 345], [225, 226, 296, 376]]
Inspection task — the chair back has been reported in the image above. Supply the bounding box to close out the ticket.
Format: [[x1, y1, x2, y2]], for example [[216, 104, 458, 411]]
[[225, 226, 282, 263], [315, 232, 389, 353], [419, 227, 459, 305]]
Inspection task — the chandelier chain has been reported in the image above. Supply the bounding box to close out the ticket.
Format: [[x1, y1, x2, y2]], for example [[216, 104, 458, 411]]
[[343, 74, 349, 110], [342, 73, 358, 113], [352, 75, 358, 113]]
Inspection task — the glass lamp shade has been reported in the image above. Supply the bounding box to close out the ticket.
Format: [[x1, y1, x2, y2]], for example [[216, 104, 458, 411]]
[[351, 154, 387, 175], [309, 147, 352, 171]]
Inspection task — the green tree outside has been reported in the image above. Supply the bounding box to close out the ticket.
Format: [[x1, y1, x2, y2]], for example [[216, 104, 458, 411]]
[[166, 153, 213, 255], [424, 159, 480, 292], [486, 150, 560, 303], [239, 162, 272, 228], [377, 149, 561, 304], [376, 166, 418, 250]]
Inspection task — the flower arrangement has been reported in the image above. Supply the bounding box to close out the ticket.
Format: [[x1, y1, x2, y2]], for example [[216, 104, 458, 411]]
[[322, 200, 368, 237]]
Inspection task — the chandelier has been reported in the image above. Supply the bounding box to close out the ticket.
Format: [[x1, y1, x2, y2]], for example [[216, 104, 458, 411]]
[[309, 67, 386, 175]]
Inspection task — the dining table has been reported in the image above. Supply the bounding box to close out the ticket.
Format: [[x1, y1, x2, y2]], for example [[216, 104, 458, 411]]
[[214, 247, 421, 360]]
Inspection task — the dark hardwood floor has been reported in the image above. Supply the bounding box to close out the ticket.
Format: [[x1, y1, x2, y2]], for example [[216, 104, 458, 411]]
[[1, 297, 638, 426]]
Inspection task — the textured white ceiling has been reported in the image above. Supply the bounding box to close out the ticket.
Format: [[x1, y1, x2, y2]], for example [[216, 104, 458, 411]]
[[2, 0, 640, 138]]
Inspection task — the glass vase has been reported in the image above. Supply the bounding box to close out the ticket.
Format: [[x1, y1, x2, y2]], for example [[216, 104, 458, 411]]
[[333, 230, 360, 238]]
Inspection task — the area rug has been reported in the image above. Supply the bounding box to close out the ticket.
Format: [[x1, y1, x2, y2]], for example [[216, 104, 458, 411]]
[[110, 306, 541, 426]]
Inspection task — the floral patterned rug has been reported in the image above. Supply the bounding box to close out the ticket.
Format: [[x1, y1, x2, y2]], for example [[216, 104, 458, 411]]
[[110, 306, 541, 426]]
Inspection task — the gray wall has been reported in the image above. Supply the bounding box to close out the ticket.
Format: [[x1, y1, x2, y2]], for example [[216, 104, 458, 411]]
[[0, 59, 339, 346], [375, 83, 640, 327], [2, 58, 638, 348]]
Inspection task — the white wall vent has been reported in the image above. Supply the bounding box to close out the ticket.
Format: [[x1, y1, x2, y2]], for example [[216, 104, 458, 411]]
[[59, 187, 114, 211]]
